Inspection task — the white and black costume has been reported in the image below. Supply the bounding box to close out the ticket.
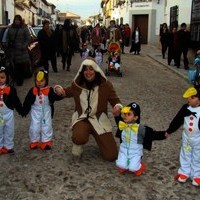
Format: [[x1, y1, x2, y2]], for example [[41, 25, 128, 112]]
[[0, 85, 23, 151], [23, 87, 63, 146], [167, 104, 200, 180]]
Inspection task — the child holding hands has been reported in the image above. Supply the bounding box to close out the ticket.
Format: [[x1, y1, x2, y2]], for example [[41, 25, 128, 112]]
[[23, 70, 63, 150], [0, 66, 23, 154], [115, 102, 166, 176], [165, 86, 200, 186]]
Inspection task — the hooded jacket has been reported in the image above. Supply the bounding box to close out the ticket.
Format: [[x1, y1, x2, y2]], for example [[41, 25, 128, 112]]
[[64, 59, 121, 135]]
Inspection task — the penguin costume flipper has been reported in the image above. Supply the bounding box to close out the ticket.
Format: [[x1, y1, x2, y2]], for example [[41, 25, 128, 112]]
[[143, 126, 166, 151]]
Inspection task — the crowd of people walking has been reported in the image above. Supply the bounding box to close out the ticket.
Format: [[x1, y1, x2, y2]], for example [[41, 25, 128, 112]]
[[159, 22, 191, 70]]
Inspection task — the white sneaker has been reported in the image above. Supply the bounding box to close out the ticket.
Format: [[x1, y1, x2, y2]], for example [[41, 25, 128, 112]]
[[72, 143, 83, 157]]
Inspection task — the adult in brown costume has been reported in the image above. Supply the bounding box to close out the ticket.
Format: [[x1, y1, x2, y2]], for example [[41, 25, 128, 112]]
[[55, 58, 121, 161], [106, 20, 122, 46]]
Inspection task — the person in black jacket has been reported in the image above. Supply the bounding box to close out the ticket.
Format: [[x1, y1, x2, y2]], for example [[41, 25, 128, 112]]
[[0, 66, 23, 154], [114, 102, 166, 176], [23, 70, 63, 150], [130, 26, 142, 55], [177, 23, 191, 70], [37, 20, 57, 72], [159, 23, 169, 59]]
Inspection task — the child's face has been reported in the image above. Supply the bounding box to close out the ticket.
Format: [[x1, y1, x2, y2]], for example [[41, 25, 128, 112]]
[[187, 96, 200, 107], [122, 111, 138, 123], [36, 78, 46, 88], [0, 72, 7, 85]]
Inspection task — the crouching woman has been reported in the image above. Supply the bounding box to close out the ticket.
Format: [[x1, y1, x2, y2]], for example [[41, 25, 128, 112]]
[[55, 57, 121, 161]]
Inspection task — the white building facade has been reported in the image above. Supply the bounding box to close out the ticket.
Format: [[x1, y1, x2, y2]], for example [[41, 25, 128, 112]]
[[0, 0, 15, 25], [104, 0, 196, 46]]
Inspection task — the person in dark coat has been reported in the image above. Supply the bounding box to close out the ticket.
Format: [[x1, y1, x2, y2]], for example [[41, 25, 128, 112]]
[[177, 23, 191, 70], [159, 23, 169, 59], [37, 20, 57, 72], [130, 26, 142, 55], [60, 19, 78, 71], [7, 14, 31, 86], [167, 27, 180, 67]]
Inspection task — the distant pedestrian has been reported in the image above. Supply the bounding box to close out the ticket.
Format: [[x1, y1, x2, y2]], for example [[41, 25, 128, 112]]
[[23, 70, 63, 150], [165, 86, 200, 186], [106, 20, 122, 47], [55, 24, 63, 57], [0, 66, 23, 154], [91, 23, 102, 50], [130, 26, 142, 55], [167, 27, 180, 67], [159, 23, 169, 59], [7, 14, 32, 86], [60, 19, 78, 71], [37, 20, 58, 72], [124, 23, 131, 47], [177, 23, 191, 70]]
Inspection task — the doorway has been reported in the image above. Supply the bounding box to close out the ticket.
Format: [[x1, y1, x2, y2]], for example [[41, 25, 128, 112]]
[[132, 15, 148, 44]]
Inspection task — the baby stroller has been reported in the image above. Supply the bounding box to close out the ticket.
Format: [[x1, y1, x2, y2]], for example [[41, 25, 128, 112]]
[[105, 42, 123, 77]]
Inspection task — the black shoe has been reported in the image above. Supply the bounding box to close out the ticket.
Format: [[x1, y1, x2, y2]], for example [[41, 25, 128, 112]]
[[44, 145, 51, 150], [66, 66, 70, 71], [7, 149, 15, 154], [184, 66, 189, 70]]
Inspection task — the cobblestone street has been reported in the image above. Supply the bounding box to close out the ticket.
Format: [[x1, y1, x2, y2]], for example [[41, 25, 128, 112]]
[[0, 45, 199, 200]]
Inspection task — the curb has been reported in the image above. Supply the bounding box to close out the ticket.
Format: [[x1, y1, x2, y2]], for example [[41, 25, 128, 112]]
[[147, 54, 189, 83]]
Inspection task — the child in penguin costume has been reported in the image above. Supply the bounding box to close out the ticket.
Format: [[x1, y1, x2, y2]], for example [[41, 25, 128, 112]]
[[165, 86, 200, 186], [23, 70, 63, 150], [0, 66, 23, 154], [115, 102, 166, 176]]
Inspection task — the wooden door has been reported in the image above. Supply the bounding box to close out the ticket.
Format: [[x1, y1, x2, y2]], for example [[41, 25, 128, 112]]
[[132, 15, 148, 44]]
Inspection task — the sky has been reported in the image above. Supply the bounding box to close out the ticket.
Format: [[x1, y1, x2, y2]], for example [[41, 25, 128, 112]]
[[47, 0, 102, 19]]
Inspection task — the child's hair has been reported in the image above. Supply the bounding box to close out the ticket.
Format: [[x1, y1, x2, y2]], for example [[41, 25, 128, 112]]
[[197, 50, 200, 56], [34, 69, 48, 87], [82, 43, 87, 48], [0, 66, 9, 84]]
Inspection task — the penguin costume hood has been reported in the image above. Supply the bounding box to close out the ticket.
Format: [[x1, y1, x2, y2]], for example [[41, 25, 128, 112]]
[[121, 102, 141, 123]]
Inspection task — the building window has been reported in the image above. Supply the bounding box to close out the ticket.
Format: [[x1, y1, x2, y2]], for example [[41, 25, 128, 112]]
[[170, 6, 178, 30], [190, 0, 200, 44]]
